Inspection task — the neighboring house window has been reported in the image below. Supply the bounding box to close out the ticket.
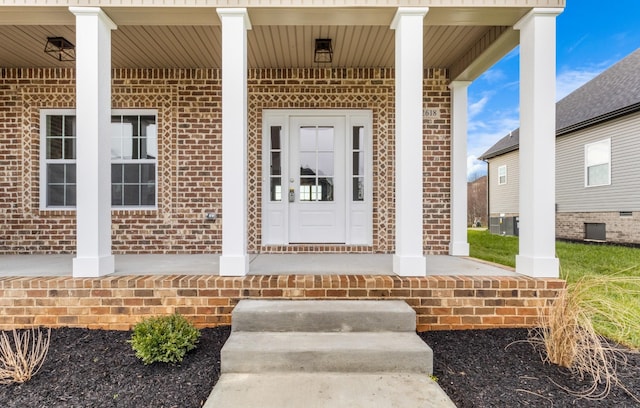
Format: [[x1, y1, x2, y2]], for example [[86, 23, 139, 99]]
[[40, 109, 158, 209], [585, 139, 611, 187], [497, 165, 507, 185]]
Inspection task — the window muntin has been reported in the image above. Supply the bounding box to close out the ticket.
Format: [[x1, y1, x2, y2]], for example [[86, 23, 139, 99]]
[[497, 165, 507, 185], [40, 109, 157, 209], [585, 139, 611, 187]]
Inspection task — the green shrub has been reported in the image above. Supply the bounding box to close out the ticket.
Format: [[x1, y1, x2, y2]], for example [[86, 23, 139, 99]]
[[129, 313, 200, 365]]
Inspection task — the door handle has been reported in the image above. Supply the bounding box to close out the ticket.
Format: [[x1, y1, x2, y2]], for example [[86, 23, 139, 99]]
[[289, 188, 295, 202]]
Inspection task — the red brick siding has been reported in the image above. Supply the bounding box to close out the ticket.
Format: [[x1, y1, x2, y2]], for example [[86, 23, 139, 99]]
[[0, 67, 452, 255]]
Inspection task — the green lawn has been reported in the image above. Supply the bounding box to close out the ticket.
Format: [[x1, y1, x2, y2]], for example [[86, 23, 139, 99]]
[[468, 229, 640, 348]]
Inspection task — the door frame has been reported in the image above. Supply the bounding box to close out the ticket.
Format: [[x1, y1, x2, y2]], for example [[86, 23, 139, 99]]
[[261, 109, 373, 246]]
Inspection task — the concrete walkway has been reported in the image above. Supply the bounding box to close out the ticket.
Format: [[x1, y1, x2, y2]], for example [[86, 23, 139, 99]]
[[203, 300, 456, 408]]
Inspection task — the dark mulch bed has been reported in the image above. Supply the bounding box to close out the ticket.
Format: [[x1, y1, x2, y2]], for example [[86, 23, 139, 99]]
[[2, 327, 639, 407]]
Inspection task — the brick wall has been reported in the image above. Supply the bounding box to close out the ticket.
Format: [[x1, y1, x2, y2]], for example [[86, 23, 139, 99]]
[[557, 211, 640, 244], [0, 67, 452, 255], [0, 275, 564, 331]]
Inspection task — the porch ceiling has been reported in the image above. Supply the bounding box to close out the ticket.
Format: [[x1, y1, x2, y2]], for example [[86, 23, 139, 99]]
[[0, 6, 531, 73]]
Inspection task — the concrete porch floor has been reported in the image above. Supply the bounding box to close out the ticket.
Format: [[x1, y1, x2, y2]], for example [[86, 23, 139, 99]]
[[0, 254, 517, 277]]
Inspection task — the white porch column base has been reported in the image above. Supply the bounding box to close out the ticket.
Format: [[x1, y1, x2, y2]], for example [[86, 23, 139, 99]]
[[391, 7, 428, 277], [219, 255, 250, 277], [73, 256, 115, 278], [70, 7, 116, 277], [449, 242, 470, 257], [514, 8, 563, 279], [393, 255, 427, 277], [449, 81, 471, 257], [516, 255, 560, 278], [217, 8, 251, 277]]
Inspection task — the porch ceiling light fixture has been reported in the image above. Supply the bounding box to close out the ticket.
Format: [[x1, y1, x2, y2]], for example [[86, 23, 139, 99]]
[[44, 37, 76, 62], [314, 38, 333, 63]]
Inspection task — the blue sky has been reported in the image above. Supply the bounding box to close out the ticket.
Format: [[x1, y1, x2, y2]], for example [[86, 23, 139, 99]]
[[466, 0, 640, 179]]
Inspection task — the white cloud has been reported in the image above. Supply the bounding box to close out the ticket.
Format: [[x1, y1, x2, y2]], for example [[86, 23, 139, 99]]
[[479, 68, 506, 84], [468, 95, 490, 119], [467, 155, 486, 181]]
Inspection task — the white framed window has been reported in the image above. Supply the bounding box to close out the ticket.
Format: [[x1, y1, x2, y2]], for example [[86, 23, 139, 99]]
[[497, 165, 507, 185], [585, 138, 611, 187], [40, 109, 158, 209]]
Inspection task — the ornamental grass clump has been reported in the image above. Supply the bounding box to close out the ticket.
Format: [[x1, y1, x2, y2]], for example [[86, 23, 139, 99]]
[[529, 272, 640, 402], [129, 313, 200, 365], [0, 328, 51, 384]]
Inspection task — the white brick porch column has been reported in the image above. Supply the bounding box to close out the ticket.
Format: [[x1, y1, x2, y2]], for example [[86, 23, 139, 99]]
[[217, 8, 251, 276], [514, 8, 563, 278], [391, 7, 429, 276], [70, 7, 116, 277], [449, 81, 471, 256]]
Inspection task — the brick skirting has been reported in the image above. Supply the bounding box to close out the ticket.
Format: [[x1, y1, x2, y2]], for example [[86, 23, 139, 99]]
[[0, 275, 564, 332]]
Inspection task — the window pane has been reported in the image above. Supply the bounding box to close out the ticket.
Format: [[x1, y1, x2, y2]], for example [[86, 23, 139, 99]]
[[124, 185, 140, 205], [112, 185, 123, 205], [123, 116, 139, 136], [588, 164, 609, 186], [137, 137, 147, 159], [299, 153, 316, 176], [270, 177, 282, 201], [47, 164, 64, 184], [271, 152, 281, 176], [47, 138, 63, 159], [270, 126, 281, 150], [317, 152, 333, 176], [140, 164, 155, 183], [47, 185, 65, 206], [353, 177, 364, 201], [353, 126, 364, 150], [299, 127, 315, 151], [48, 116, 63, 136], [124, 164, 140, 183], [318, 177, 334, 201], [66, 164, 76, 183], [587, 142, 609, 165], [111, 164, 123, 183], [352, 152, 364, 176], [66, 186, 76, 206], [140, 116, 155, 135], [317, 127, 333, 151], [64, 116, 75, 137], [141, 185, 155, 206], [63, 137, 75, 160], [299, 178, 314, 201]]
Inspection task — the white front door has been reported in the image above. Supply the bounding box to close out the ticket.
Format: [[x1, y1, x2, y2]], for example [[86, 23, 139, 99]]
[[262, 110, 372, 246], [289, 117, 346, 243]]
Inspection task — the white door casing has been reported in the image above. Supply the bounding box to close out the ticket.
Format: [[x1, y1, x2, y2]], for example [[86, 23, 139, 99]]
[[262, 109, 372, 246]]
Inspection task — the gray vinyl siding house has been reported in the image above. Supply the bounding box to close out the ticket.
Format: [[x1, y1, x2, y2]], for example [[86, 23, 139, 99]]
[[480, 48, 640, 244]]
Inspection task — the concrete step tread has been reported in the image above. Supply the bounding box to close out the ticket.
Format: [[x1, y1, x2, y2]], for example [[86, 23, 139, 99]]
[[232, 299, 416, 332], [221, 332, 433, 374], [203, 373, 456, 408], [223, 331, 430, 352]]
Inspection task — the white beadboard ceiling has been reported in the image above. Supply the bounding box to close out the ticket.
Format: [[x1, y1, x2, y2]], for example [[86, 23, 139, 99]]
[[0, 6, 531, 70]]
